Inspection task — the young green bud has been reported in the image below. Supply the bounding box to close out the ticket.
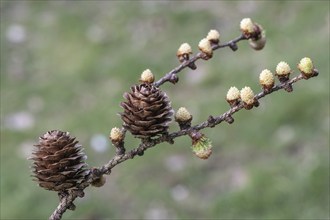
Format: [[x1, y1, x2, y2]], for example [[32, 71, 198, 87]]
[[198, 38, 213, 59], [298, 57, 318, 79], [226, 86, 240, 107], [206, 29, 220, 44], [298, 57, 313, 74], [259, 69, 274, 92], [190, 132, 212, 160], [140, 69, 155, 84]]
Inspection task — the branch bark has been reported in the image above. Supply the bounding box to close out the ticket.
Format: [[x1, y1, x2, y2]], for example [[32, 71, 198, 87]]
[[154, 34, 247, 87], [49, 71, 316, 220], [46, 18, 319, 218]]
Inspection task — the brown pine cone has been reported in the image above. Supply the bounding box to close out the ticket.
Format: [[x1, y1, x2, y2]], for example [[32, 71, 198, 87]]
[[120, 83, 173, 138], [30, 130, 89, 192]]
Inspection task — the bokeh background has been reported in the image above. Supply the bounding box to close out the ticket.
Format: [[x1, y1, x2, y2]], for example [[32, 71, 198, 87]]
[[1, 1, 329, 219]]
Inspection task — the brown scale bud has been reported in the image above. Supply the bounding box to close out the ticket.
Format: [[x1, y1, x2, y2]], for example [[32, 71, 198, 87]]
[[91, 175, 106, 187], [224, 115, 234, 124], [169, 74, 179, 84]]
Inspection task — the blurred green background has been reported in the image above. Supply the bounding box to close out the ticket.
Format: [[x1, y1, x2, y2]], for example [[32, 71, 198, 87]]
[[1, 1, 329, 219]]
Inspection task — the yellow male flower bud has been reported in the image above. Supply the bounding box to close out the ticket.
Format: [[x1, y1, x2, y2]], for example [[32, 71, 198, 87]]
[[198, 38, 213, 59], [297, 57, 318, 79], [275, 61, 291, 76], [177, 43, 192, 60], [259, 69, 274, 91], [240, 18, 255, 35], [176, 43, 196, 70], [240, 86, 255, 105], [240, 86, 258, 109], [226, 86, 240, 107], [140, 69, 155, 84], [175, 107, 192, 123], [298, 57, 313, 74], [206, 29, 220, 44], [275, 61, 291, 89], [109, 127, 124, 143], [226, 86, 240, 101]]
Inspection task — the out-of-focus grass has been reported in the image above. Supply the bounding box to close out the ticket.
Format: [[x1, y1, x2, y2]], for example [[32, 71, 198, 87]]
[[1, 1, 329, 219]]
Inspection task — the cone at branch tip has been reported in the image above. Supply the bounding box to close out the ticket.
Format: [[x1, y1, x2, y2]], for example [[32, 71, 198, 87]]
[[298, 57, 318, 79], [298, 57, 313, 74]]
